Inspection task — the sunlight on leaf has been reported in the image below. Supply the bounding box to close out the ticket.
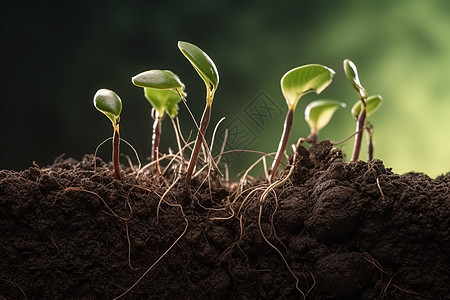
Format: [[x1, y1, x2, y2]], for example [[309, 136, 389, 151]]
[[93, 89, 122, 125], [351, 95, 383, 119], [144, 88, 182, 118], [305, 99, 346, 134], [178, 41, 219, 102], [281, 64, 335, 110], [132, 70, 186, 96]]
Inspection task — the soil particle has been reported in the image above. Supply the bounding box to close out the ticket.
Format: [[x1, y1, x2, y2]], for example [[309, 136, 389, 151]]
[[1, 144, 449, 299]]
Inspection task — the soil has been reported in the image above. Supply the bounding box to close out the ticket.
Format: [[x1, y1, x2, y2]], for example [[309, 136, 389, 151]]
[[1, 141, 449, 299]]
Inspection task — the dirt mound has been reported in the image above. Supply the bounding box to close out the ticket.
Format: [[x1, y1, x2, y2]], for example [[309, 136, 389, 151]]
[[1, 142, 449, 299]]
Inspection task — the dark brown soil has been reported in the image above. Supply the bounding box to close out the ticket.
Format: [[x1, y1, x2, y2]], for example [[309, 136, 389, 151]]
[[1, 141, 449, 299]]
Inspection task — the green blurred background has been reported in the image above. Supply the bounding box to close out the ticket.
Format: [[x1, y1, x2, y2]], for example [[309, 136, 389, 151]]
[[2, 0, 450, 178]]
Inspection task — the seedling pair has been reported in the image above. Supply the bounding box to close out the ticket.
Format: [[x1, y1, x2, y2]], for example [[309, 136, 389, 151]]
[[131, 42, 218, 180]]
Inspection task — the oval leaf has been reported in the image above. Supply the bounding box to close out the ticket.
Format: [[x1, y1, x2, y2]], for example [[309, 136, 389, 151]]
[[132, 70, 185, 92], [178, 41, 219, 99], [343, 59, 367, 98], [351, 95, 383, 119], [93, 89, 122, 125], [305, 99, 346, 133], [281, 64, 335, 110], [144, 88, 182, 118]]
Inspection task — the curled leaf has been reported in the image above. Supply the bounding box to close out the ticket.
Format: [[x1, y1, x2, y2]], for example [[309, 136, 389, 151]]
[[305, 99, 346, 134], [178, 41, 219, 102], [93, 89, 122, 125], [343, 59, 367, 99], [281, 64, 335, 110], [144, 88, 182, 118], [351, 95, 383, 119]]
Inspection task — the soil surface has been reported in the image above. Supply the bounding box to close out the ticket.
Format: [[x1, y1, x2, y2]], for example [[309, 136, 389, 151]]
[[1, 141, 449, 299]]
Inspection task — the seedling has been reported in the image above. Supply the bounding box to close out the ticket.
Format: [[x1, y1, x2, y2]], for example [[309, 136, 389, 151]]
[[269, 64, 335, 181], [132, 70, 185, 173], [344, 58, 382, 161], [305, 99, 346, 144], [93, 89, 123, 180], [178, 41, 219, 182], [351, 95, 382, 160]]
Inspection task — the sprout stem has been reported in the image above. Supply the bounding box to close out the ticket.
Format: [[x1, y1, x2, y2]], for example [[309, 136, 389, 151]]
[[185, 103, 211, 181], [351, 102, 366, 162], [269, 108, 294, 182], [152, 119, 162, 174], [113, 127, 121, 180]]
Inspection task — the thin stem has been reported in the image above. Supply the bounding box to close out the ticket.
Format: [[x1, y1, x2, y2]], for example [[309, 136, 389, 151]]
[[113, 126, 121, 180], [152, 118, 162, 174], [351, 103, 366, 162], [185, 104, 211, 181], [366, 124, 374, 161], [269, 108, 294, 182]]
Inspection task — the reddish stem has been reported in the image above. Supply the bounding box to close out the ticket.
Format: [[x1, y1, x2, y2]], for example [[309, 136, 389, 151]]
[[269, 108, 294, 182], [185, 104, 211, 181], [351, 106, 366, 162], [113, 128, 121, 180], [152, 119, 162, 174]]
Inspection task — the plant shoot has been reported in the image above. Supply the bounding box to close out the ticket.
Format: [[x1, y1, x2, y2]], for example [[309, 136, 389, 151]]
[[270, 64, 335, 181], [93, 88, 123, 180], [305, 99, 346, 144], [343, 58, 369, 162], [132, 70, 185, 173], [178, 41, 219, 181], [351, 95, 382, 160]]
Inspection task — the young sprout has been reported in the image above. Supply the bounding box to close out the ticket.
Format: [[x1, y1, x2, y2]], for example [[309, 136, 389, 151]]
[[343, 58, 369, 162], [93, 89, 123, 180], [178, 41, 219, 182], [132, 70, 185, 174], [305, 99, 346, 144], [351, 95, 382, 160], [269, 64, 335, 182]]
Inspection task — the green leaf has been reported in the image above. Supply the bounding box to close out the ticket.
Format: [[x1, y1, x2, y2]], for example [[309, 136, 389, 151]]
[[93, 89, 122, 125], [305, 99, 346, 134], [351, 95, 383, 119], [343, 59, 367, 98], [143, 88, 182, 118], [281, 64, 335, 110], [132, 70, 186, 96], [178, 41, 219, 101]]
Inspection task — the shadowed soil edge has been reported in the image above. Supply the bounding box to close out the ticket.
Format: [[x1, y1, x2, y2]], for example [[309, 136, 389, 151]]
[[0, 141, 449, 299]]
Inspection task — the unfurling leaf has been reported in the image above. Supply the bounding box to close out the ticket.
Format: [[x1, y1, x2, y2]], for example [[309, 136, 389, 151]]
[[281, 64, 335, 110], [343, 59, 367, 99], [305, 99, 346, 134], [351, 95, 383, 119]]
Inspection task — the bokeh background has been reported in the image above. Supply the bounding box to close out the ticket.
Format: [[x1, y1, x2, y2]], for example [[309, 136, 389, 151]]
[[2, 0, 450, 178]]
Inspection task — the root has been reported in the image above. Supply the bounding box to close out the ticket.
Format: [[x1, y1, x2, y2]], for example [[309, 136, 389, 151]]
[[0, 277, 27, 300], [376, 177, 386, 202], [362, 252, 421, 299], [62, 188, 131, 220], [113, 209, 189, 300], [255, 144, 307, 298]]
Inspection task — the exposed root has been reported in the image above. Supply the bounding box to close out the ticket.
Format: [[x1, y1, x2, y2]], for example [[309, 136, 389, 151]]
[[113, 207, 189, 300], [62, 188, 131, 220], [376, 177, 386, 202], [125, 221, 137, 271], [0, 277, 27, 300]]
